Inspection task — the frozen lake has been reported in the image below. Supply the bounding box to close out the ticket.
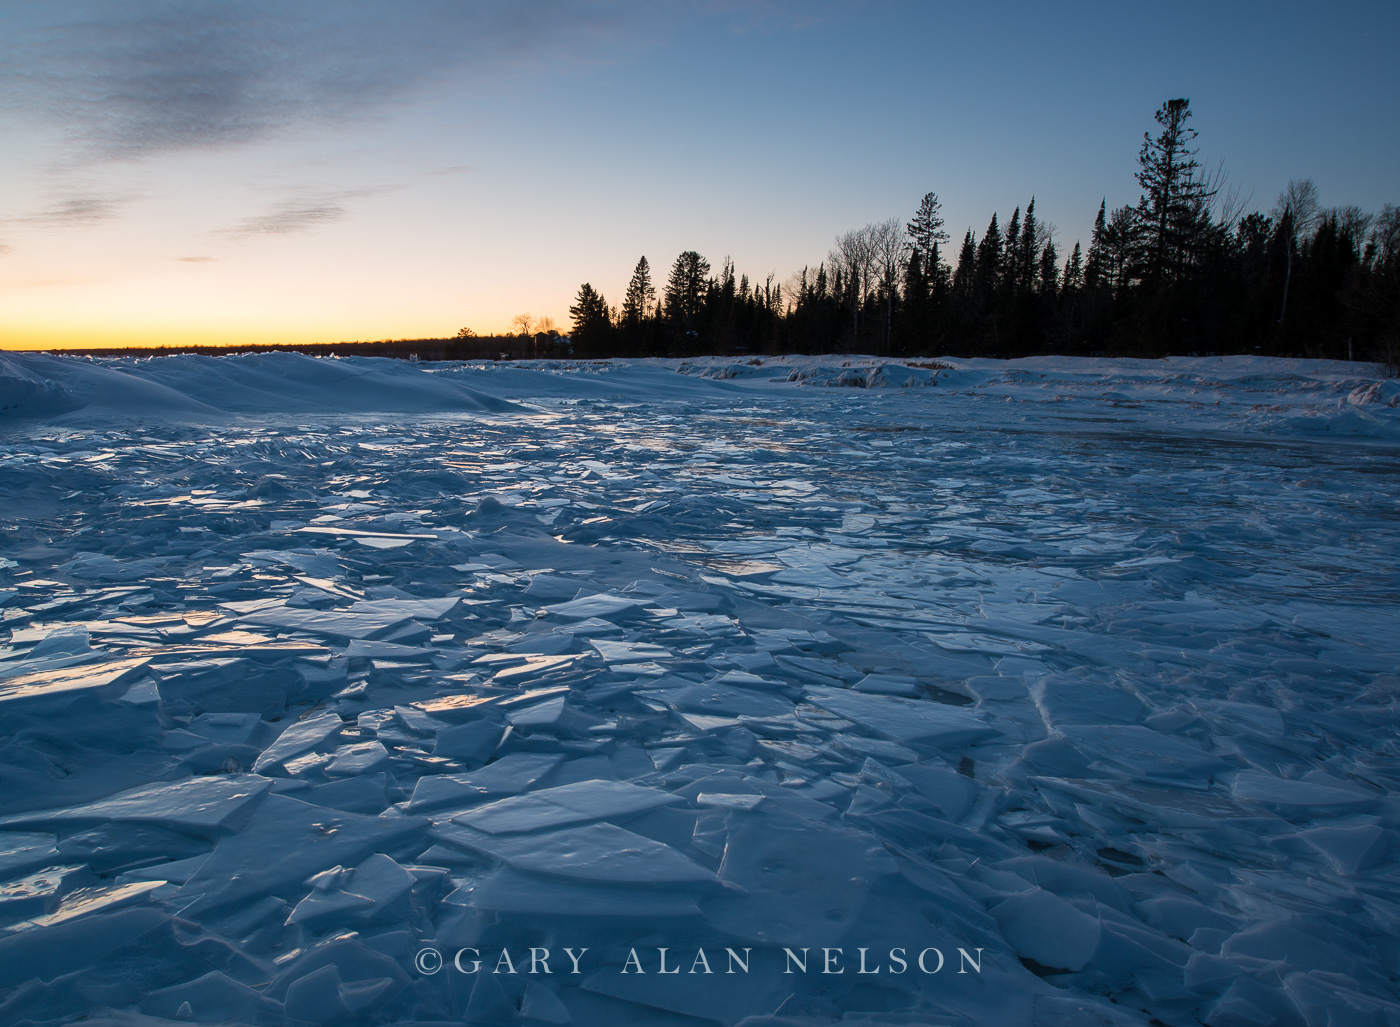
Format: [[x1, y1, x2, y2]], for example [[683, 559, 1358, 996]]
[[1, 353, 1398, 1026]]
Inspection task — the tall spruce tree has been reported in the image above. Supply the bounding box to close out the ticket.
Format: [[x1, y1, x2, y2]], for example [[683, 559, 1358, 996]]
[[568, 283, 612, 356], [907, 191, 950, 279], [665, 250, 710, 339], [975, 214, 1003, 295], [1063, 242, 1084, 292], [1018, 198, 1039, 292], [1003, 207, 1021, 290], [1134, 98, 1215, 283], [1038, 240, 1059, 295], [953, 230, 977, 297], [621, 256, 656, 325], [1084, 201, 1109, 291]]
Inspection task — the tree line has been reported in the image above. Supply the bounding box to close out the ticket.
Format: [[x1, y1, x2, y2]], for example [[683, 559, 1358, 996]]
[[550, 98, 1398, 367]]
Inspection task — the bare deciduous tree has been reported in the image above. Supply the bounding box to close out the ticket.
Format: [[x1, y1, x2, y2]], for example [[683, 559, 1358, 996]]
[[870, 217, 906, 349], [512, 312, 534, 337], [1272, 178, 1320, 325], [830, 223, 884, 342]]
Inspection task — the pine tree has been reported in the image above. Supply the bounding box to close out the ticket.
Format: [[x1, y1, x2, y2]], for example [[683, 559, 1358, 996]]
[[952, 230, 976, 296], [665, 250, 711, 340], [906, 191, 950, 280], [1018, 198, 1039, 293], [1105, 206, 1138, 294], [975, 214, 1002, 294], [1084, 201, 1109, 291], [1134, 98, 1215, 283], [568, 283, 612, 356], [621, 256, 656, 326], [1038, 240, 1059, 295], [1063, 242, 1084, 292], [1003, 207, 1021, 289]]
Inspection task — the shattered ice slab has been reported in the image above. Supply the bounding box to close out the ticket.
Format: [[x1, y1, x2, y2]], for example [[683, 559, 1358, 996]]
[[803, 685, 1001, 749], [172, 794, 427, 915], [539, 594, 645, 620], [449, 866, 703, 918], [0, 657, 150, 708], [406, 753, 562, 812], [435, 820, 719, 884], [701, 809, 899, 946], [1232, 770, 1379, 813], [637, 681, 794, 719], [0, 775, 270, 837], [451, 779, 680, 834], [241, 597, 458, 639], [252, 710, 344, 775]]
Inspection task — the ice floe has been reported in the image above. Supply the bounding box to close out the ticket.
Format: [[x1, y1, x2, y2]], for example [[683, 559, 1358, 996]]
[[0, 352, 1397, 1025]]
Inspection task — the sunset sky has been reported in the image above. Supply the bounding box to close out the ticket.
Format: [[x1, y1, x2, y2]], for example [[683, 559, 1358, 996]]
[[2, 0, 1396, 350]]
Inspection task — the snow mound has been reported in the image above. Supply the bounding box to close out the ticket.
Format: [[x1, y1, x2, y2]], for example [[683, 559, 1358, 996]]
[[781, 363, 938, 388], [1348, 379, 1400, 406], [0, 355, 86, 418], [0, 351, 521, 421]]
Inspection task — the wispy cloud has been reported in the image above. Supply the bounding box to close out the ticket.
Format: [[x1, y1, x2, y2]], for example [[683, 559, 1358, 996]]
[[218, 184, 402, 239], [223, 202, 348, 238], [0, 1, 640, 163], [175, 255, 215, 262], [3, 195, 128, 228]]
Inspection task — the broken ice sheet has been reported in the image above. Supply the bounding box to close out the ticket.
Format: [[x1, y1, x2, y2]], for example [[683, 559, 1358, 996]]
[[435, 820, 718, 885], [451, 780, 681, 835], [3, 356, 1400, 1026], [803, 685, 1001, 749], [0, 776, 270, 837], [449, 866, 703, 917]]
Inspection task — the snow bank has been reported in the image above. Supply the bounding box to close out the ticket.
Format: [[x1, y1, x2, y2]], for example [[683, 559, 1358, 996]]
[[4, 351, 1395, 442], [0, 351, 521, 420]]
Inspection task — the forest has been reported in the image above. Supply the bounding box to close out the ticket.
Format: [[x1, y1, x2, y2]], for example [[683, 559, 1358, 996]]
[[549, 98, 1399, 367]]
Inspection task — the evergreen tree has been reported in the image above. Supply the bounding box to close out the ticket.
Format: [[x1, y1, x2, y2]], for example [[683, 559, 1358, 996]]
[[1084, 201, 1109, 290], [1063, 242, 1084, 292], [665, 250, 711, 346], [1038, 240, 1059, 295], [952, 230, 977, 297], [906, 191, 950, 280], [621, 256, 656, 325], [1104, 206, 1137, 294], [974, 214, 1002, 294], [568, 283, 612, 357], [1019, 198, 1039, 293], [1003, 207, 1021, 289], [1134, 98, 1215, 282]]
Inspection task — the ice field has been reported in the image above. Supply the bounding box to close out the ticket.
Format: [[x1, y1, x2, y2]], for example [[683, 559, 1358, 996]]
[[1, 351, 1399, 1026]]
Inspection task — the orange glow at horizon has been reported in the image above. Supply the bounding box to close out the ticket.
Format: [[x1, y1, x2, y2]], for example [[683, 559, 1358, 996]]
[[0, 320, 522, 352]]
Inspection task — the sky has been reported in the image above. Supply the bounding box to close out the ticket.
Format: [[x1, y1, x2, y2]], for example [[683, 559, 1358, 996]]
[[1, 0, 1396, 350]]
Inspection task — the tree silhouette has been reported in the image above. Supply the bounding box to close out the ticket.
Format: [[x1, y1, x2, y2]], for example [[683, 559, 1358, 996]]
[[1135, 98, 1215, 283], [568, 283, 612, 357]]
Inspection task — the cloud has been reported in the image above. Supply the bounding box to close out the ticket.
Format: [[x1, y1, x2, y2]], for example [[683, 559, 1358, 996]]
[[0, 1, 640, 162], [175, 255, 215, 262], [217, 183, 401, 238], [3, 195, 127, 228], [222, 201, 347, 238]]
